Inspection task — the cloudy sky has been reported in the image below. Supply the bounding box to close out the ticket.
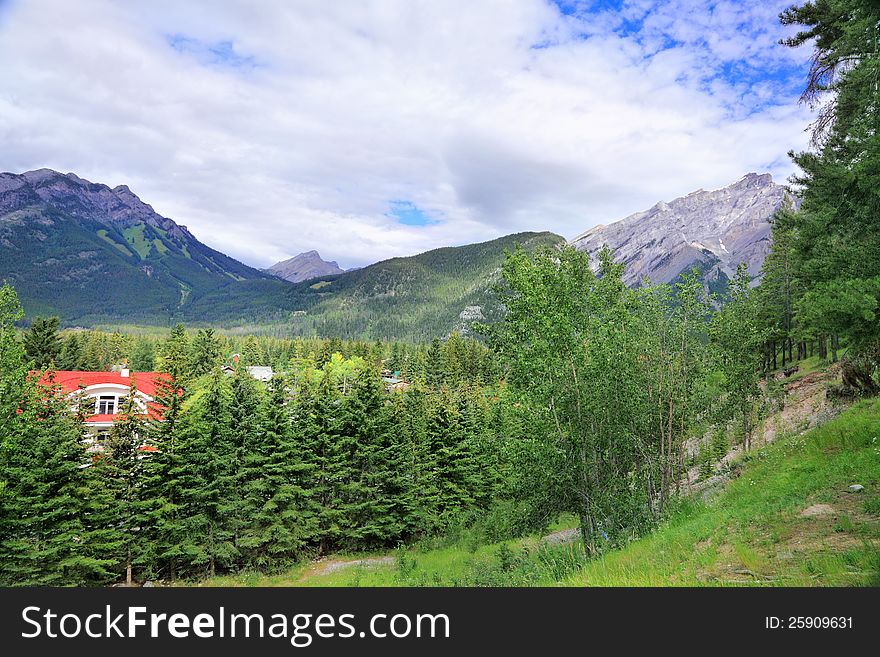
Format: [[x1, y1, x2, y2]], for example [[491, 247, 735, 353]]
[[0, 0, 814, 269]]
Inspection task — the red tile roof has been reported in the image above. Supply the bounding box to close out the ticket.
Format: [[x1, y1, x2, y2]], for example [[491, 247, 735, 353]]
[[38, 371, 166, 397], [85, 413, 117, 424]]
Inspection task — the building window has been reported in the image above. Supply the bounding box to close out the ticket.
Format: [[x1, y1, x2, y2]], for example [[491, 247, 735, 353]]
[[96, 395, 116, 415]]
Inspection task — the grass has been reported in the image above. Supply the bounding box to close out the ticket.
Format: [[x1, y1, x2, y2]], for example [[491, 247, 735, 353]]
[[96, 229, 132, 256], [200, 398, 880, 587], [565, 397, 880, 586], [122, 223, 153, 259], [774, 352, 848, 385]]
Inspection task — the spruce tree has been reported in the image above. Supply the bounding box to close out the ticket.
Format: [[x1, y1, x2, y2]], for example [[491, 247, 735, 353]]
[[1, 378, 117, 585], [99, 378, 151, 584], [187, 328, 222, 379], [297, 371, 347, 553], [228, 363, 264, 560], [142, 331, 188, 581], [403, 381, 441, 535], [130, 338, 156, 371], [240, 375, 315, 567], [57, 333, 85, 370], [174, 369, 237, 577], [23, 316, 62, 369]]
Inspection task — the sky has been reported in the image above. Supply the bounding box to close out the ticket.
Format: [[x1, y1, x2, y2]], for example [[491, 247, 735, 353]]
[[0, 0, 815, 269]]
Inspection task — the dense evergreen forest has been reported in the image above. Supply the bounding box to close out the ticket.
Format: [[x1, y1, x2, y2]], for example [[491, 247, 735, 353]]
[[1, 0, 878, 586]]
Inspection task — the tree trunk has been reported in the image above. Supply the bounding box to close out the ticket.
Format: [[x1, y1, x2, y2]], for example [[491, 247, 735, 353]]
[[126, 548, 133, 586], [771, 341, 777, 370], [578, 511, 594, 558], [831, 334, 839, 363]]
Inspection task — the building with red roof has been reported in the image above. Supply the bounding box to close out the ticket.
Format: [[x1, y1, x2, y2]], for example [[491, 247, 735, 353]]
[[38, 368, 167, 435]]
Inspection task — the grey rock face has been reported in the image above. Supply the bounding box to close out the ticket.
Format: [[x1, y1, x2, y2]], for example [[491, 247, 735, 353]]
[[569, 173, 791, 287], [0, 168, 191, 239], [265, 250, 344, 283]]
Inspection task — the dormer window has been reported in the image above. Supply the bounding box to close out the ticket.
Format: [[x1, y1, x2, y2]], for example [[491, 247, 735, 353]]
[[96, 395, 117, 415]]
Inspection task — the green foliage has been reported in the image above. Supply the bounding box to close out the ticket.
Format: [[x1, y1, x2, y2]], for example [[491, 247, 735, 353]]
[[23, 316, 61, 369], [710, 264, 766, 450], [98, 379, 152, 583], [0, 297, 118, 586], [238, 374, 314, 568], [769, 0, 880, 385], [129, 338, 155, 371], [188, 328, 222, 378], [482, 245, 722, 555], [173, 369, 238, 577]]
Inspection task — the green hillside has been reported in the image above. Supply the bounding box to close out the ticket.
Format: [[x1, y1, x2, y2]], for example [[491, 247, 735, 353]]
[[204, 396, 880, 587], [182, 231, 565, 340], [0, 207, 270, 325], [1, 203, 562, 339]]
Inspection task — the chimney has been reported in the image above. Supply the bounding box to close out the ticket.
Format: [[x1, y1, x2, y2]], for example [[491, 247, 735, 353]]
[[120, 368, 130, 378]]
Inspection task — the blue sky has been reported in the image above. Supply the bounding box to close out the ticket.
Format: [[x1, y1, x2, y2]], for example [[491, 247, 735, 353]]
[[0, 0, 814, 268], [166, 34, 258, 70], [387, 201, 439, 227]]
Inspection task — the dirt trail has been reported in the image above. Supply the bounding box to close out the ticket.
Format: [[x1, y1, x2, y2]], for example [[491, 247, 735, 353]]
[[298, 556, 395, 581], [299, 529, 586, 582]]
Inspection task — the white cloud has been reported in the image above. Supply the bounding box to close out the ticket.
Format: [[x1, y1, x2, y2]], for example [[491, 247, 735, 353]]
[[0, 0, 814, 268]]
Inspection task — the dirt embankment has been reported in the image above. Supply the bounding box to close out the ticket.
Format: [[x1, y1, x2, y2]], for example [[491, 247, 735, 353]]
[[685, 364, 842, 495]]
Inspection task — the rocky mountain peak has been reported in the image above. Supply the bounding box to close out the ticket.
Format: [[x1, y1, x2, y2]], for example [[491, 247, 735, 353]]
[[265, 249, 344, 283], [0, 168, 191, 240], [569, 173, 790, 288]]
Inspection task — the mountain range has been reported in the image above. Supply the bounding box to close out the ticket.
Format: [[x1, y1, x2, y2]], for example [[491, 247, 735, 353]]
[[0, 168, 271, 323], [1, 168, 787, 338], [570, 172, 789, 290]]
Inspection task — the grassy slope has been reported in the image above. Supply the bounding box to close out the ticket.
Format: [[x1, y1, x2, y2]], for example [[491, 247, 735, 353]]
[[568, 398, 879, 586], [202, 397, 880, 587]]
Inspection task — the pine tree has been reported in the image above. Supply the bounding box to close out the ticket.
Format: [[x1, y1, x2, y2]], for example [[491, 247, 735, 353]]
[[0, 283, 26, 435], [99, 378, 151, 584], [130, 338, 156, 371], [23, 316, 62, 369], [57, 333, 85, 370], [425, 338, 445, 388], [240, 375, 315, 567], [337, 362, 401, 549], [241, 336, 261, 366], [0, 378, 117, 585], [174, 369, 237, 577], [427, 387, 476, 525], [187, 328, 222, 379], [81, 332, 106, 371], [297, 371, 347, 553], [157, 325, 190, 381], [141, 341, 188, 580], [228, 363, 264, 559], [403, 381, 441, 535]]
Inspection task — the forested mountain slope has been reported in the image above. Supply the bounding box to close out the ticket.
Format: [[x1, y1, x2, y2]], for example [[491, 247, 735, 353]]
[[184, 231, 565, 340], [0, 169, 272, 323], [0, 170, 562, 339]]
